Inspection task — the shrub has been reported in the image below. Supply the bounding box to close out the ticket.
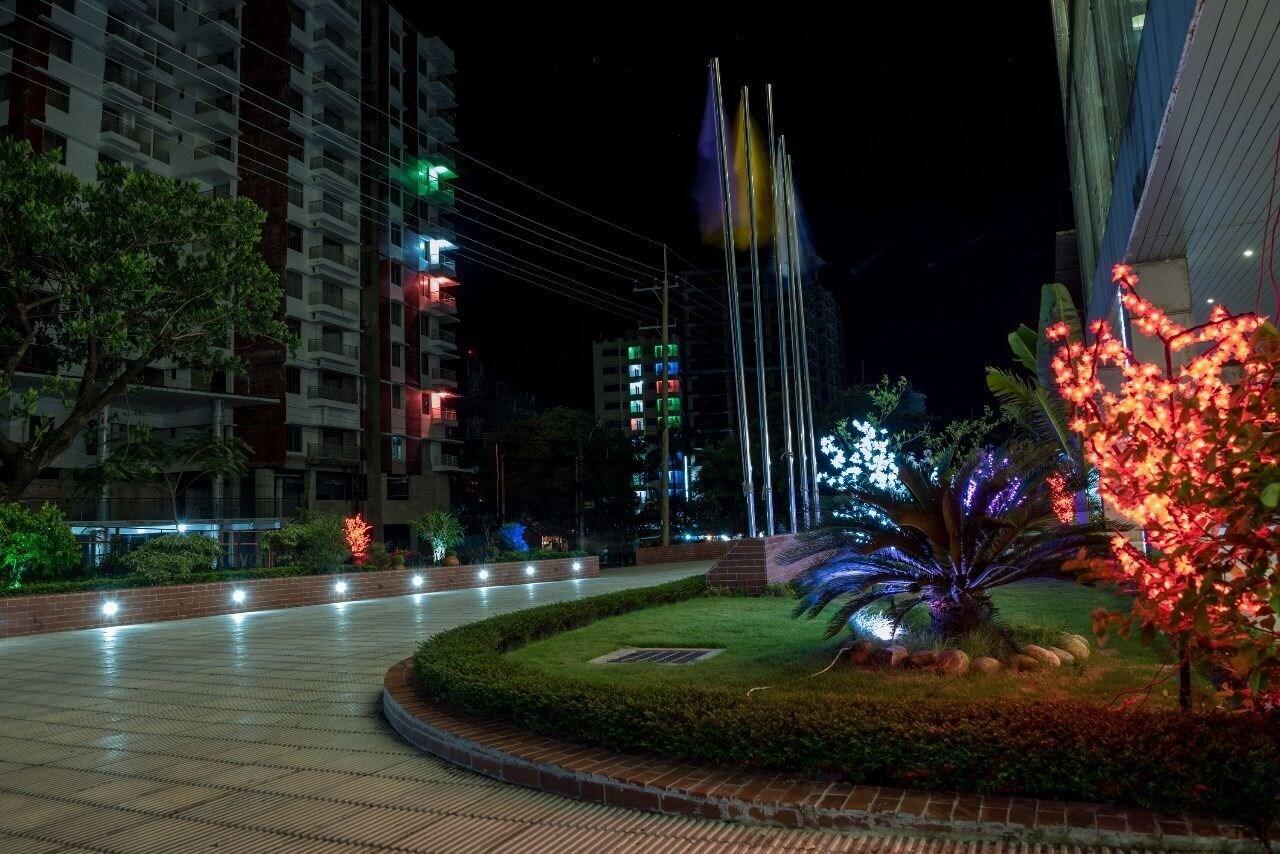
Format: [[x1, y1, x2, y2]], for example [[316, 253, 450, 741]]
[[0, 563, 311, 598], [411, 511, 465, 564], [260, 513, 346, 573], [497, 521, 529, 552], [414, 577, 1280, 832], [122, 533, 220, 584], [0, 502, 81, 588]]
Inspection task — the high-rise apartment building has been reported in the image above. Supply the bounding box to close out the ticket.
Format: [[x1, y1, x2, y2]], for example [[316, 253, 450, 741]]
[[0, 0, 460, 556], [1052, 1, 1280, 344]]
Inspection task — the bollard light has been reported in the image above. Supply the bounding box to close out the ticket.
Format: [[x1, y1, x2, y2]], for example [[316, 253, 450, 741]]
[[411, 574, 424, 588], [231, 589, 247, 605], [101, 600, 119, 617]]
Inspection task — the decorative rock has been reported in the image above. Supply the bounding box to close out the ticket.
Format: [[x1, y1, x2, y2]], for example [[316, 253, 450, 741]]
[[1010, 654, 1041, 672], [972, 656, 1002, 674], [873, 645, 909, 668], [1022, 645, 1062, 667], [847, 640, 878, 666], [1058, 633, 1091, 661], [1048, 646, 1076, 666], [907, 650, 939, 669], [937, 649, 970, 676]]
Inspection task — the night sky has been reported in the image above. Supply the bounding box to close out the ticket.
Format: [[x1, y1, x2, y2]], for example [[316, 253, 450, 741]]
[[422, 5, 1072, 417]]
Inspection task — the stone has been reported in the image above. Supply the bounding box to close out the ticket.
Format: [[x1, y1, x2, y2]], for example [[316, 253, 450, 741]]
[[873, 645, 909, 668], [971, 656, 1002, 674], [847, 640, 878, 666], [1010, 654, 1040, 672], [937, 649, 970, 676], [1058, 633, 1091, 661], [1023, 645, 1062, 667], [907, 650, 939, 669], [1048, 646, 1076, 666]]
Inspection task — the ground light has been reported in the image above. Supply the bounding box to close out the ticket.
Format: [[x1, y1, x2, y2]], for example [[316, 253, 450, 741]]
[[101, 600, 119, 617], [411, 574, 424, 588], [231, 589, 247, 605], [525, 565, 536, 577], [572, 561, 582, 572], [333, 580, 348, 595], [478, 569, 490, 582], [1244, 248, 1255, 257]]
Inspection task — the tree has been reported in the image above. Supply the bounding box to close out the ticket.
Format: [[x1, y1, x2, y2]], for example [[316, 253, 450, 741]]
[[71, 427, 249, 522], [1051, 263, 1280, 710], [688, 435, 746, 535], [0, 501, 80, 588], [411, 511, 465, 563], [344, 513, 372, 565], [0, 140, 290, 499], [260, 513, 346, 573]]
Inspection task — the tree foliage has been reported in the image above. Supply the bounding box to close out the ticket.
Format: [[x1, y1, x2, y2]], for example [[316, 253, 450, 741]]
[[411, 511, 465, 563], [1051, 263, 1280, 710], [0, 139, 290, 499], [0, 501, 80, 588]]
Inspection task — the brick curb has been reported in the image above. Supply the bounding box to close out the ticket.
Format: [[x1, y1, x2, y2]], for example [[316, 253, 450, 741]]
[[381, 659, 1263, 852], [0, 556, 598, 639]]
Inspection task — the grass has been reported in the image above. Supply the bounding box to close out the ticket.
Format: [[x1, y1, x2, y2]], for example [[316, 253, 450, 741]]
[[506, 579, 1183, 707]]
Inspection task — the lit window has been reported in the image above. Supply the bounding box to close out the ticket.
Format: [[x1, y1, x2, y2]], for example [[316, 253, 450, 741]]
[[627, 346, 642, 360], [666, 397, 681, 412], [390, 435, 405, 460], [628, 381, 644, 396], [629, 400, 643, 414], [630, 418, 645, 432], [628, 364, 642, 378], [667, 415, 681, 428]]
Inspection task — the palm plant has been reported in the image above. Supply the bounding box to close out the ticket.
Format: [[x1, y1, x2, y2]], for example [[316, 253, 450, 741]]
[[790, 448, 1113, 640], [411, 511, 465, 564]]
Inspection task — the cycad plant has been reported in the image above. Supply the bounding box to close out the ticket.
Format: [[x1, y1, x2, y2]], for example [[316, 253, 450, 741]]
[[790, 449, 1113, 640]]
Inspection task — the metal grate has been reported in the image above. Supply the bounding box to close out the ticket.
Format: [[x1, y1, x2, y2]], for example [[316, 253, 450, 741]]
[[591, 647, 723, 666]]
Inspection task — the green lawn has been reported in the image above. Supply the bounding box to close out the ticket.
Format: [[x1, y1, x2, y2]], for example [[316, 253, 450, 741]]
[[506, 579, 1182, 707]]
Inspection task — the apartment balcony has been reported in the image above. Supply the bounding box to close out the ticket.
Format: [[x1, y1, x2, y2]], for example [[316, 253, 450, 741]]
[[311, 0, 359, 30], [99, 113, 146, 160], [307, 383, 359, 406], [175, 50, 238, 86], [308, 198, 358, 239], [310, 154, 359, 194], [103, 64, 146, 107], [313, 26, 359, 72], [308, 243, 359, 284], [106, 0, 150, 18], [424, 291, 458, 317], [431, 453, 466, 473], [311, 110, 353, 146], [423, 110, 457, 144], [421, 36, 455, 74], [307, 442, 360, 466], [308, 288, 359, 325], [188, 95, 238, 134], [426, 368, 457, 390], [423, 402, 459, 425], [103, 15, 156, 69], [185, 140, 237, 181], [311, 69, 358, 112], [423, 327, 457, 354], [307, 337, 359, 362], [192, 5, 239, 47], [424, 254, 456, 275], [424, 76, 456, 110]]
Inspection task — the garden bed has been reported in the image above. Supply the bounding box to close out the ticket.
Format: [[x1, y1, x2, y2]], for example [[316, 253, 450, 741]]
[[413, 576, 1280, 832]]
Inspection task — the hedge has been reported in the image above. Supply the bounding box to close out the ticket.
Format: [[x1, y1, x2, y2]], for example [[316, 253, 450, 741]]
[[414, 575, 1280, 833], [0, 564, 316, 598]]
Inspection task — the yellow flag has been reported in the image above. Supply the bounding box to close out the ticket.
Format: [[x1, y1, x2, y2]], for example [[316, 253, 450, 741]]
[[730, 98, 774, 248]]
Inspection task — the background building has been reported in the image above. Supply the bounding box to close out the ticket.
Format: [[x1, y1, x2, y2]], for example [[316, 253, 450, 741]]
[[1052, 0, 1280, 345], [0, 0, 460, 556]]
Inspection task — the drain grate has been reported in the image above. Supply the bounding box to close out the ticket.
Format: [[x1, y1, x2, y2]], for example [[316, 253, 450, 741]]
[[591, 647, 723, 666]]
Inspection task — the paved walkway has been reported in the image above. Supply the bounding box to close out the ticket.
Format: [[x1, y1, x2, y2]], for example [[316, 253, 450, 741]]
[[1, 563, 1118, 853]]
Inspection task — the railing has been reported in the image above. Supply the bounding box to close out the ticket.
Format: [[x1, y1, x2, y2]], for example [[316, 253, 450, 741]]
[[307, 337, 358, 359], [308, 384, 358, 404], [12, 497, 292, 523], [307, 442, 360, 463], [429, 367, 457, 383], [194, 95, 236, 116], [312, 110, 349, 135], [437, 454, 460, 469], [105, 15, 155, 52], [310, 155, 358, 184], [435, 328, 457, 346], [316, 0, 359, 19], [312, 69, 357, 99], [427, 292, 457, 310], [431, 407, 458, 424], [313, 27, 358, 62], [100, 112, 146, 146], [198, 51, 237, 72], [308, 244, 358, 271], [308, 199, 358, 228], [308, 289, 358, 315], [194, 141, 234, 161]]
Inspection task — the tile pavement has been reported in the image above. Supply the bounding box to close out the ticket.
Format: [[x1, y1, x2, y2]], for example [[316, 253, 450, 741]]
[[0, 561, 1259, 852]]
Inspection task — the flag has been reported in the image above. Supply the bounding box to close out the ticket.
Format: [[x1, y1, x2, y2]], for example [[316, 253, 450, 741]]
[[693, 72, 774, 249]]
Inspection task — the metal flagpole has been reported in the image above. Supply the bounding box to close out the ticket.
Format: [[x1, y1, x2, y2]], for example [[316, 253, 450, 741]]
[[710, 59, 758, 538], [788, 156, 821, 525], [765, 87, 797, 534], [741, 86, 774, 537], [782, 147, 810, 528]]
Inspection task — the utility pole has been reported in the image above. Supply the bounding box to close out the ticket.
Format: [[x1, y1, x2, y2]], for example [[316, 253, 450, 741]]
[[660, 246, 671, 547], [575, 437, 584, 550]]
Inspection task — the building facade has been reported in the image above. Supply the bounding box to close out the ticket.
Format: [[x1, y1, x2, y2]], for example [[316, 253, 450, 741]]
[[0, 0, 460, 556], [1052, 0, 1279, 342]]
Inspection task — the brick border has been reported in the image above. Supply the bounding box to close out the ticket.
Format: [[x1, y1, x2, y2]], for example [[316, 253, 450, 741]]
[[382, 659, 1257, 851], [0, 556, 598, 639], [635, 541, 734, 565]]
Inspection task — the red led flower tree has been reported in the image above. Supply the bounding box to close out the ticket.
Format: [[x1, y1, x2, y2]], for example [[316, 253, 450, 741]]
[[1050, 263, 1280, 710], [344, 513, 373, 566]]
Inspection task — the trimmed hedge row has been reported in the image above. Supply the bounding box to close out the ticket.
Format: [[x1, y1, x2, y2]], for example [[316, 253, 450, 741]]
[[0, 564, 317, 598], [414, 576, 1280, 832]]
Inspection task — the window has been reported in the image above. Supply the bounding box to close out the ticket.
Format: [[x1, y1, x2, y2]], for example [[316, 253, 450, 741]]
[[287, 43, 304, 71], [632, 473, 645, 486], [390, 435, 405, 461], [628, 364, 642, 378], [390, 302, 403, 326], [603, 383, 619, 393], [602, 365, 618, 376], [630, 418, 645, 432], [390, 224, 401, 246], [602, 348, 618, 357], [47, 29, 73, 62], [389, 69, 400, 91], [667, 415, 681, 428], [285, 86, 303, 112], [315, 473, 350, 501], [285, 425, 302, 453], [288, 1, 305, 30], [45, 79, 70, 112], [628, 381, 644, 396], [286, 131, 304, 162], [287, 224, 302, 252], [604, 401, 620, 410], [629, 400, 643, 414], [391, 343, 403, 368], [627, 346, 642, 359], [284, 269, 303, 298], [285, 317, 301, 338], [287, 177, 303, 208], [387, 473, 409, 500], [285, 366, 300, 395], [656, 379, 680, 394], [389, 31, 401, 54], [52, 0, 75, 11], [42, 130, 67, 164], [391, 384, 403, 409], [97, 152, 118, 167], [665, 397, 681, 412]]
